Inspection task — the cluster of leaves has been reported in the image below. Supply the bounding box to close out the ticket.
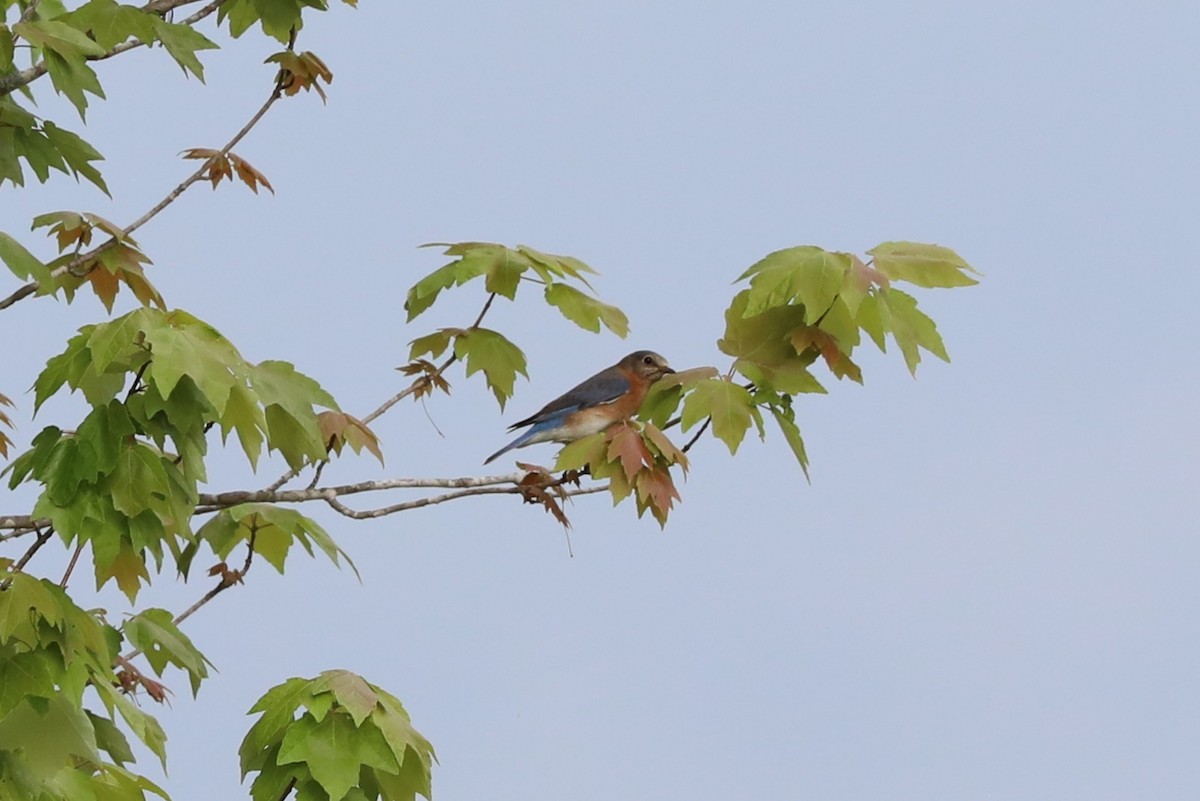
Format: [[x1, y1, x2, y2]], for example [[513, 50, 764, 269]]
[[181, 148, 275, 194], [633, 242, 980, 480], [405, 242, 629, 409], [0, 0, 355, 193], [0, 569, 216, 800], [1, 210, 162, 312], [239, 669, 435, 801], [3, 307, 350, 601], [553, 420, 690, 527]]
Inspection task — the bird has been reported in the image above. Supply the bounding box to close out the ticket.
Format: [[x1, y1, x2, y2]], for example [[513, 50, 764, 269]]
[[484, 350, 675, 465]]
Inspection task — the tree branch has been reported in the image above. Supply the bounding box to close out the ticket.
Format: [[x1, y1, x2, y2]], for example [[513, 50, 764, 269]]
[[0, 515, 48, 534], [322, 483, 608, 520], [0, 31, 285, 312], [201, 472, 531, 510]]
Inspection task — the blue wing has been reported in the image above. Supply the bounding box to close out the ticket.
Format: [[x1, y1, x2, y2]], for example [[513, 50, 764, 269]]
[[507, 369, 629, 430], [483, 366, 630, 465]]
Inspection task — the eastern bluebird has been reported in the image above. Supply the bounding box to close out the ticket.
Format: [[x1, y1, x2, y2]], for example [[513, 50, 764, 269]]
[[484, 350, 674, 465]]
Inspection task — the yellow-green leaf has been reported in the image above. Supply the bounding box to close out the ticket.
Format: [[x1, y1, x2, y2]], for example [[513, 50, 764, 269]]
[[868, 241, 981, 289]]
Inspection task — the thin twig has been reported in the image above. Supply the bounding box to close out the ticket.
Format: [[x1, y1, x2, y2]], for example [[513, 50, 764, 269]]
[[60, 542, 84, 587], [305, 460, 327, 491], [360, 292, 496, 426], [0, 527, 53, 590], [17, 0, 44, 25], [681, 417, 712, 453], [268, 293, 499, 491]]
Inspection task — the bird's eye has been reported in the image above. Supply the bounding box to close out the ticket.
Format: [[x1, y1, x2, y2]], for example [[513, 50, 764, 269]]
[[643, 355, 654, 365]]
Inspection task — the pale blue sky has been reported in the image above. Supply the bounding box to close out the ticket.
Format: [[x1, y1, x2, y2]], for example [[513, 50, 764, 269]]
[[4, 2, 1199, 799]]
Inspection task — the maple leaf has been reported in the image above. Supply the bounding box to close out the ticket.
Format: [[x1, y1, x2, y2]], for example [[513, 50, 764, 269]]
[[867, 241, 981, 289], [95, 541, 150, 602], [876, 288, 949, 375], [544, 282, 629, 336], [452, 328, 527, 410], [516, 468, 572, 528], [634, 466, 681, 527], [86, 265, 120, 312], [680, 378, 758, 455], [736, 245, 850, 321], [840, 254, 888, 314], [267, 50, 334, 101], [790, 326, 863, 384], [642, 422, 688, 473], [318, 411, 384, 465], [606, 422, 653, 482], [230, 153, 274, 194]]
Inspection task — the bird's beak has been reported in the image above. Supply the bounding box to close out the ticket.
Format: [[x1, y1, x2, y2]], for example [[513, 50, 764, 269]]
[[661, 364, 676, 375]]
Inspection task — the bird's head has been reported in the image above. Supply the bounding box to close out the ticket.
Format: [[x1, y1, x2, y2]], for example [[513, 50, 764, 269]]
[[622, 350, 675, 381]]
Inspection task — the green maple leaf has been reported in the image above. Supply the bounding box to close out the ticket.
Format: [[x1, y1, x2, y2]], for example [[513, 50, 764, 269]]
[[151, 18, 218, 79], [0, 231, 53, 288], [42, 122, 109, 194], [0, 695, 100, 779], [277, 713, 399, 801], [544, 282, 629, 336], [240, 677, 312, 776], [0, 649, 58, 718], [123, 608, 212, 697], [770, 406, 810, 481], [407, 330, 453, 361], [517, 245, 597, 289], [84, 309, 148, 374], [42, 48, 106, 119], [878, 288, 949, 375], [220, 383, 268, 468], [315, 669, 379, 726], [94, 682, 168, 770], [94, 540, 150, 602], [64, 0, 157, 49], [0, 575, 75, 647], [404, 244, 496, 320], [484, 250, 525, 299], [680, 378, 758, 455], [868, 241, 981, 288], [737, 246, 850, 322], [143, 310, 243, 414], [552, 431, 606, 473], [87, 710, 136, 766], [855, 291, 889, 352], [452, 328, 527, 410], [108, 441, 170, 518]]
